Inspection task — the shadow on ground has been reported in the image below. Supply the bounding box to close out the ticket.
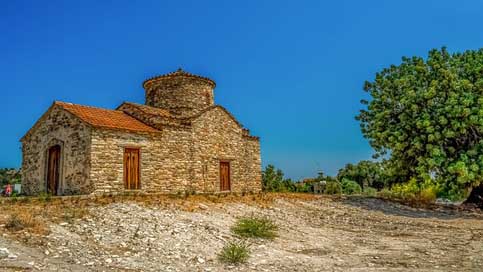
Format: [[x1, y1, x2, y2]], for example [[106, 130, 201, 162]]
[[340, 196, 483, 220]]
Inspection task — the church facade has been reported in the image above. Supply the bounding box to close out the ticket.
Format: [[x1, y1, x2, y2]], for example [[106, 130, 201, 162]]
[[20, 69, 262, 195]]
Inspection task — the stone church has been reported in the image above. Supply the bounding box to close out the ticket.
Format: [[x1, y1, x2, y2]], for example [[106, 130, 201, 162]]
[[20, 69, 262, 195]]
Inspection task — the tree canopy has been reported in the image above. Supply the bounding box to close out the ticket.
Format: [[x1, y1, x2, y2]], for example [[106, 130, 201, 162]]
[[262, 164, 296, 192], [337, 160, 387, 190], [357, 47, 483, 200]]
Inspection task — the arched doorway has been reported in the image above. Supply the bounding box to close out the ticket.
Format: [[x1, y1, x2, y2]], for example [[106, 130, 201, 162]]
[[46, 145, 61, 195]]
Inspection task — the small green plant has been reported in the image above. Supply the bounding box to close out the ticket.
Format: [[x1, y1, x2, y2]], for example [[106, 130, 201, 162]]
[[38, 191, 52, 202], [341, 178, 362, 195], [324, 181, 342, 195], [231, 216, 278, 239], [218, 241, 250, 264]]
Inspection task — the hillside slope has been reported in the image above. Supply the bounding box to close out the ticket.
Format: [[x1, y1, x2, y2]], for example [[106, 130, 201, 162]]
[[1, 194, 482, 271]]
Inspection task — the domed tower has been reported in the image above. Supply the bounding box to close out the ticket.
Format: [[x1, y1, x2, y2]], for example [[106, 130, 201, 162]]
[[142, 69, 216, 117]]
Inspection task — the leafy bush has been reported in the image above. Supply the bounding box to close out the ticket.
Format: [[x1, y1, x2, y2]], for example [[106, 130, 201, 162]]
[[323, 181, 342, 194], [231, 216, 278, 239], [378, 188, 394, 199], [419, 186, 438, 203], [391, 178, 439, 203], [363, 187, 377, 197], [341, 178, 362, 195], [218, 241, 250, 264]]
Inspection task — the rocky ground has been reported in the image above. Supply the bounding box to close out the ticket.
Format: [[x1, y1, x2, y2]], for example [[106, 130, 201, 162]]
[[0, 193, 482, 271]]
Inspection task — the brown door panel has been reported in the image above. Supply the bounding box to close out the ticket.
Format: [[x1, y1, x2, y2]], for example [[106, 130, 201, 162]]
[[220, 162, 231, 191], [124, 148, 140, 190]]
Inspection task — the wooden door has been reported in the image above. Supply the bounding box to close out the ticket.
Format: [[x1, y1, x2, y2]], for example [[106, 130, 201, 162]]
[[124, 148, 140, 190], [220, 161, 231, 191], [47, 145, 61, 195]]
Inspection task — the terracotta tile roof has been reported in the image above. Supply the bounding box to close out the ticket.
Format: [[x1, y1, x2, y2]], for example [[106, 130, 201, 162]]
[[143, 68, 216, 89], [55, 101, 159, 133]]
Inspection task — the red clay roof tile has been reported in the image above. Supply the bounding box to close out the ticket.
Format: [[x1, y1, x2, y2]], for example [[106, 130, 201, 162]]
[[55, 101, 159, 133]]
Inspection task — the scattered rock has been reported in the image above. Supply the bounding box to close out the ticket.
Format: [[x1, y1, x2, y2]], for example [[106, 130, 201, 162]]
[[1, 195, 482, 271]]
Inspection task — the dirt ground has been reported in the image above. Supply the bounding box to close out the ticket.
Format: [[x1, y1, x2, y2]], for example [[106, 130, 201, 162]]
[[0, 193, 482, 271]]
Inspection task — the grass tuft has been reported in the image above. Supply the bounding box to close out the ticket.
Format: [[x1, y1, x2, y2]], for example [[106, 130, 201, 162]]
[[5, 213, 44, 233], [231, 216, 278, 239], [218, 241, 250, 264], [38, 192, 52, 202]]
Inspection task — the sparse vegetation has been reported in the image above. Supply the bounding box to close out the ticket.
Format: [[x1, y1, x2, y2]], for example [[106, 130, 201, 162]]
[[4, 212, 44, 233], [5, 214, 28, 231], [218, 241, 250, 264], [61, 206, 89, 223], [38, 192, 52, 202], [231, 216, 278, 239]]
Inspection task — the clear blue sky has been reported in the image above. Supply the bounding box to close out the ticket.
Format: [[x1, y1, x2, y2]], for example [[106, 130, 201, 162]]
[[1, 0, 482, 179]]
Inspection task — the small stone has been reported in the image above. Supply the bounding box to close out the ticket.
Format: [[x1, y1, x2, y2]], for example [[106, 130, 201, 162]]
[[197, 257, 205, 264], [198, 204, 209, 210], [44, 250, 50, 255], [0, 248, 9, 259], [8, 254, 18, 260], [105, 258, 112, 264], [59, 222, 69, 226]]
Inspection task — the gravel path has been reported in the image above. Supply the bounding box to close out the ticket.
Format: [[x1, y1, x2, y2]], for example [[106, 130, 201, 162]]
[[1, 194, 482, 271]]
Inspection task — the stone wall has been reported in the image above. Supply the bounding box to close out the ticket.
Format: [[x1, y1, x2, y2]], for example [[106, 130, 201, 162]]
[[241, 137, 262, 192], [89, 127, 194, 194], [191, 107, 262, 193], [88, 106, 261, 195], [144, 75, 215, 117], [21, 105, 92, 195]]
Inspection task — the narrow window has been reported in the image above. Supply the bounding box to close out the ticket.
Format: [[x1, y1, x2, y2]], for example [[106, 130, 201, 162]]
[[124, 148, 140, 190]]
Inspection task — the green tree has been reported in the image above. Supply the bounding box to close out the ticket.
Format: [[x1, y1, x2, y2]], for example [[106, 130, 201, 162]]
[[337, 160, 386, 190], [357, 47, 483, 201], [0, 168, 21, 187], [262, 165, 295, 192]]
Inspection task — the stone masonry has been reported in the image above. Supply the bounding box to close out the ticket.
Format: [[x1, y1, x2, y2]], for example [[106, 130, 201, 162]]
[[21, 69, 262, 195]]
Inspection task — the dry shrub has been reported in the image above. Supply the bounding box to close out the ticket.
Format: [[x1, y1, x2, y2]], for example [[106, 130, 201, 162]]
[[61, 206, 89, 223], [5, 211, 46, 234]]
